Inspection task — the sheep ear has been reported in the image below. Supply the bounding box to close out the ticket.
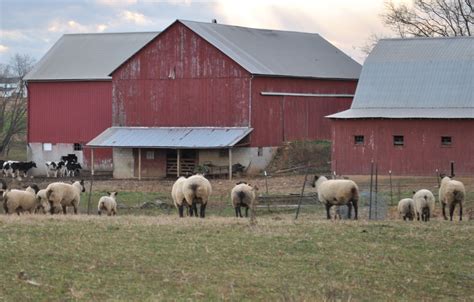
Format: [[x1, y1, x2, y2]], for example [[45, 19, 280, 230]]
[[107, 192, 111, 195], [115, 192, 118, 196], [412, 191, 416, 194], [253, 185, 259, 191]]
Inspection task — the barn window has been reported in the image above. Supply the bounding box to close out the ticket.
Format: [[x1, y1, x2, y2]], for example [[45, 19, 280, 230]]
[[258, 147, 263, 157], [393, 135, 404, 146], [146, 151, 155, 160], [441, 136, 452, 146], [43, 143, 52, 151], [354, 135, 364, 145], [73, 143, 83, 151]]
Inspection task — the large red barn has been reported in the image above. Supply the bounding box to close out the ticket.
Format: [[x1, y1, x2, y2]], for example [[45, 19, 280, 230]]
[[328, 37, 474, 176], [25, 32, 158, 175], [88, 20, 361, 178]]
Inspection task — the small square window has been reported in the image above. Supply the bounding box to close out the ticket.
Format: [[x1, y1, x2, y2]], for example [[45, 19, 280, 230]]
[[219, 149, 227, 157], [257, 147, 263, 157], [441, 136, 452, 146], [73, 143, 83, 151], [146, 151, 155, 160], [43, 143, 52, 151], [354, 135, 364, 145], [393, 135, 404, 146]]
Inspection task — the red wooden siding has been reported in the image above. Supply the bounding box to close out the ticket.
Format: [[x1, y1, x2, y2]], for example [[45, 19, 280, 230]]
[[331, 119, 474, 176], [28, 81, 112, 143], [112, 22, 251, 128], [250, 77, 356, 146]]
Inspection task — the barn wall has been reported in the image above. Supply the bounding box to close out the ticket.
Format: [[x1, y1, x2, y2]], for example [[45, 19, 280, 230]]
[[331, 119, 474, 176], [112, 22, 250, 128], [133, 148, 167, 178], [28, 81, 113, 171], [250, 77, 357, 147]]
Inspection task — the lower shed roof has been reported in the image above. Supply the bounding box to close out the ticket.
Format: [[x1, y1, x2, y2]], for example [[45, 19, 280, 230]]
[[87, 127, 253, 149]]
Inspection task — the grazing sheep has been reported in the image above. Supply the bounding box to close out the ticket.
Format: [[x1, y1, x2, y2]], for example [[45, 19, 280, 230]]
[[3, 184, 40, 215], [413, 189, 435, 222], [182, 174, 212, 218], [312, 175, 359, 220], [46, 180, 85, 214], [35, 189, 51, 214], [98, 192, 118, 216], [171, 176, 191, 217], [398, 198, 415, 221], [230, 181, 258, 218], [439, 176, 465, 221]]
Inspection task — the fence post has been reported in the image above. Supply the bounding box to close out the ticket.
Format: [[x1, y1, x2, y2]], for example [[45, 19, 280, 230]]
[[295, 164, 310, 220], [87, 172, 94, 215], [369, 161, 374, 220], [375, 163, 378, 220], [389, 170, 393, 205]]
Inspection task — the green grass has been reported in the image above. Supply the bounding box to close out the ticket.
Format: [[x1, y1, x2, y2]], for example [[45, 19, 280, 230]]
[[0, 215, 472, 301]]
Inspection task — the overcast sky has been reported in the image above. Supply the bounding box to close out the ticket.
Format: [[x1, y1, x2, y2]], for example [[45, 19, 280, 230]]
[[0, 0, 407, 66]]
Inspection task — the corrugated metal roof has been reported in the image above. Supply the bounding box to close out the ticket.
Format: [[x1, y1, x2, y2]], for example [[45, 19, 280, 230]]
[[329, 37, 474, 119], [25, 32, 159, 81], [87, 127, 253, 148], [179, 20, 361, 79]]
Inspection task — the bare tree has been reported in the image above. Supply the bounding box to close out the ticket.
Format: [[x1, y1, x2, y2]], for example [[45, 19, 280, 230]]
[[383, 0, 473, 37], [0, 54, 35, 156]]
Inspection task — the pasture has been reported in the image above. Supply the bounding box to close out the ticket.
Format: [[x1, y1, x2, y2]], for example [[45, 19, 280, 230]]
[[0, 174, 473, 300]]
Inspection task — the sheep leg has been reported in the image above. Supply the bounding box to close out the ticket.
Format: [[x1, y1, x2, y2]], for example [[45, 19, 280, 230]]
[[442, 203, 447, 220], [235, 206, 239, 218], [353, 200, 358, 220], [459, 203, 462, 221], [325, 204, 331, 219], [200, 203, 207, 218], [347, 203, 352, 219], [62, 205, 67, 215], [245, 205, 249, 218], [191, 202, 198, 217], [178, 204, 184, 217], [449, 204, 455, 221]]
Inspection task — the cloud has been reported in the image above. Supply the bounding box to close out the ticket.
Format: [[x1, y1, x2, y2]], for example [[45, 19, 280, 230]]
[[0, 45, 8, 53], [96, 0, 138, 7], [119, 10, 153, 25], [47, 19, 105, 33]]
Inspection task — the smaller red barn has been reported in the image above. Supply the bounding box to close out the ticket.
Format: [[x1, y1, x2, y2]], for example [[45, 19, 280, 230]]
[[328, 37, 474, 176], [89, 20, 361, 179]]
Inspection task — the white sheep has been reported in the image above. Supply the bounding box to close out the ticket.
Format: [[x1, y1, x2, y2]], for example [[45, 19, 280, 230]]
[[35, 189, 51, 214], [46, 180, 85, 214], [413, 189, 435, 222], [397, 198, 415, 221], [312, 175, 359, 220], [439, 176, 465, 221], [3, 184, 40, 215], [230, 181, 258, 218], [98, 192, 118, 216], [182, 174, 212, 218], [171, 176, 191, 217]]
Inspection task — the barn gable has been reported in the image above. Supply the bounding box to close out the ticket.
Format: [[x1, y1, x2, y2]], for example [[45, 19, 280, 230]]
[[329, 37, 474, 119]]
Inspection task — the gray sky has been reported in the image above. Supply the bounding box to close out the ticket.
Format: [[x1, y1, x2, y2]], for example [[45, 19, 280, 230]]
[[0, 0, 404, 66]]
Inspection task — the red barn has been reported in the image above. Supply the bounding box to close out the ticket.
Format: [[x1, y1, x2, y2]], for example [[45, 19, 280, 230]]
[[328, 37, 474, 176], [88, 20, 361, 178], [25, 32, 158, 175]]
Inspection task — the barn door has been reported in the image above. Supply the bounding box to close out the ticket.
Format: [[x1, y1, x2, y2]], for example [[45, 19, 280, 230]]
[[166, 149, 197, 176]]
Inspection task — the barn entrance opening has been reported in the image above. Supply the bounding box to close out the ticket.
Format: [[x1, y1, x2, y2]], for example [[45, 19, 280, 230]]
[[166, 149, 197, 177]]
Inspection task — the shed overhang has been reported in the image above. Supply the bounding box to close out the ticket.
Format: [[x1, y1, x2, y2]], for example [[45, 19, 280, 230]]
[[86, 127, 253, 148]]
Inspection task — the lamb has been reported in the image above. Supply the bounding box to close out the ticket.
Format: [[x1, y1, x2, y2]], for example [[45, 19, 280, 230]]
[[46, 180, 85, 214], [439, 176, 465, 221], [230, 181, 258, 218], [413, 189, 435, 222], [182, 174, 212, 218], [171, 176, 191, 217], [3, 184, 40, 215], [397, 198, 415, 221], [98, 192, 118, 216], [35, 189, 51, 214], [312, 175, 359, 220]]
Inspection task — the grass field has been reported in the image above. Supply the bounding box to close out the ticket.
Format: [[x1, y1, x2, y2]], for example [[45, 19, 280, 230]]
[[0, 215, 473, 301]]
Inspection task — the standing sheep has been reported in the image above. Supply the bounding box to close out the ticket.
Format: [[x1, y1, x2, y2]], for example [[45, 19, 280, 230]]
[[182, 174, 212, 218], [397, 198, 415, 221], [439, 176, 465, 221], [230, 181, 258, 218], [3, 184, 40, 215], [98, 192, 118, 216], [35, 189, 51, 214], [46, 180, 85, 214], [171, 176, 191, 217], [413, 189, 435, 222], [312, 175, 359, 220]]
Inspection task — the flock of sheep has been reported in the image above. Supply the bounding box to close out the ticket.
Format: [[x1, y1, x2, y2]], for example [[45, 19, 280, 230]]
[[0, 170, 466, 221]]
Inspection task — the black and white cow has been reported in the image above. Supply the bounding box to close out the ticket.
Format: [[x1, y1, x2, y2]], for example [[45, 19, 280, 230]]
[[11, 161, 37, 177], [2, 161, 19, 178], [65, 162, 82, 177], [45, 161, 67, 178]]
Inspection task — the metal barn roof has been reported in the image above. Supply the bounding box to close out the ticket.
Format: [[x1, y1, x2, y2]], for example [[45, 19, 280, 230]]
[[177, 20, 361, 79], [87, 127, 253, 148], [329, 37, 474, 119], [25, 32, 159, 81]]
